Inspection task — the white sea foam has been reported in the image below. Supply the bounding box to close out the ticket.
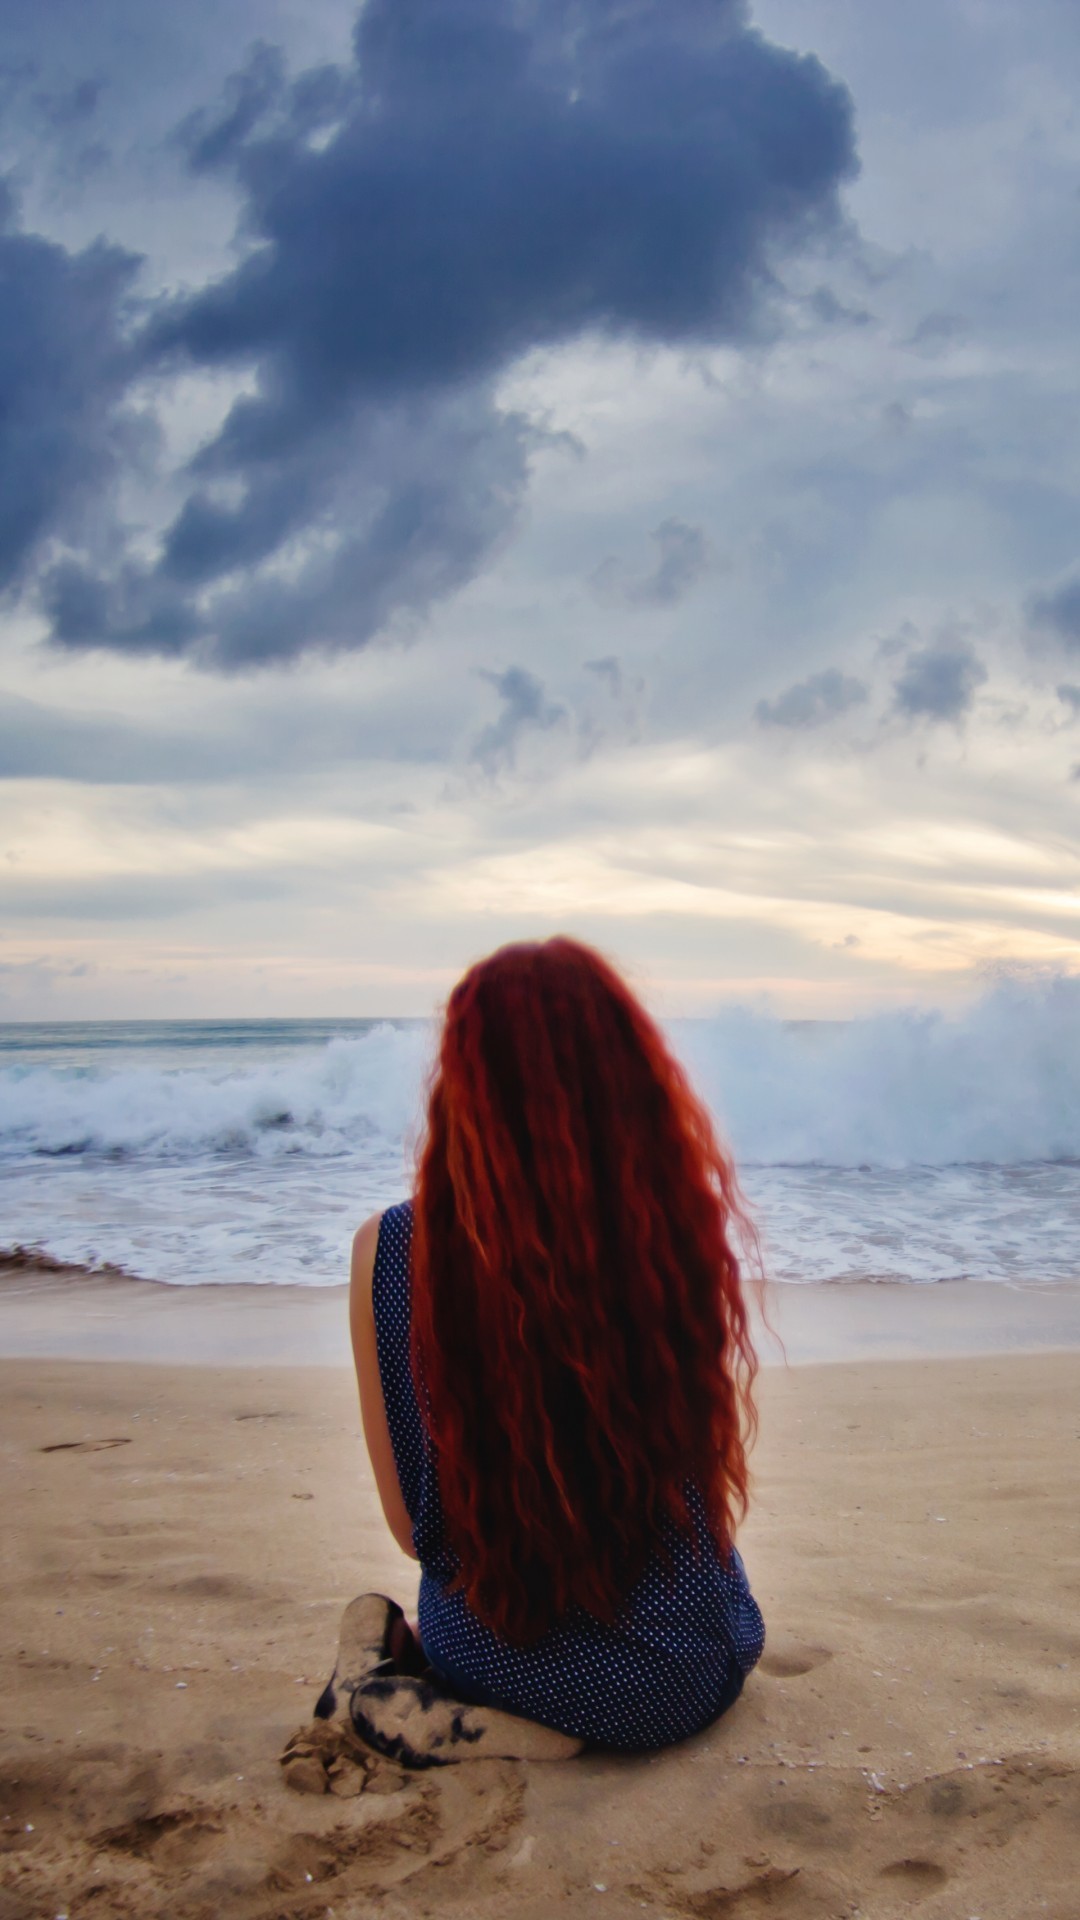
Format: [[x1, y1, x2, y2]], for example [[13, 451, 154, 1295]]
[[1, 979, 1079, 1286], [0, 1023, 434, 1164], [680, 973, 1080, 1169], [4, 976, 1078, 1170]]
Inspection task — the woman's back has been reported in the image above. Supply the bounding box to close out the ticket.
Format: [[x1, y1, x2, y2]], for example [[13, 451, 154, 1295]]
[[353, 937, 766, 1752], [374, 1199, 765, 1751]]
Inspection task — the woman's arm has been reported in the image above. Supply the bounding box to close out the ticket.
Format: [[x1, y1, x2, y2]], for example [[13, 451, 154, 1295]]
[[349, 1213, 419, 1561]]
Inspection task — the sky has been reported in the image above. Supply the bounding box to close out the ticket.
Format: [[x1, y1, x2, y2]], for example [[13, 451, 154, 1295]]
[[1, 0, 1079, 1020]]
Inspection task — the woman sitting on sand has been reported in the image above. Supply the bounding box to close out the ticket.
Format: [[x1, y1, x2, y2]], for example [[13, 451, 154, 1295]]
[[341, 937, 764, 1762]]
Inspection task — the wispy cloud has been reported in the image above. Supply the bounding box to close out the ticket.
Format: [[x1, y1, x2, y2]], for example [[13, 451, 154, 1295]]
[[755, 667, 868, 730]]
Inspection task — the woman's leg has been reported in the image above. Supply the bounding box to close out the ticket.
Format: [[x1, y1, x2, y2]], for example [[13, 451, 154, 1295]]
[[314, 1591, 581, 1765]]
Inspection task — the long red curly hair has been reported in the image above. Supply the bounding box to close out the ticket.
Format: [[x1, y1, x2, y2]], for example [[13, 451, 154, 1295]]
[[411, 936, 760, 1644]]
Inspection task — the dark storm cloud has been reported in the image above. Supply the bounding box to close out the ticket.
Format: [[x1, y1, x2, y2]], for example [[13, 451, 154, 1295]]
[[20, 0, 856, 667], [471, 665, 566, 774], [1029, 573, 1080, 653], [177, 41, 290, 173], [44, 389, 532, 666], [755, 666, 868, 729], [891, 637, 988, 723], [0, 180, 142, 591]]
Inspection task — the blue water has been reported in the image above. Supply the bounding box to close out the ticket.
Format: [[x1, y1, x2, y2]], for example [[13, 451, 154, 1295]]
[[2, 981, 1079, 1288]]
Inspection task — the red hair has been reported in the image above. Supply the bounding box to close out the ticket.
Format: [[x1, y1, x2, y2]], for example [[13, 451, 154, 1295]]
[[411, 937, 759, 1644]]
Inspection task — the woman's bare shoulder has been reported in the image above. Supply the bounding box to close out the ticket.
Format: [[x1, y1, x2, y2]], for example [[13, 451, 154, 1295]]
[[350, 1212, 383, 1314]]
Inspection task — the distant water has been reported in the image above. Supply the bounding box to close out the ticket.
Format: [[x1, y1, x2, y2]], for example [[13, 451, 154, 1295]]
[[2, 976, 1079, 1288]]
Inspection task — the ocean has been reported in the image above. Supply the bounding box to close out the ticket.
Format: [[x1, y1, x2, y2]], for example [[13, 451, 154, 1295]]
[[2, 975, 1079, 1289]]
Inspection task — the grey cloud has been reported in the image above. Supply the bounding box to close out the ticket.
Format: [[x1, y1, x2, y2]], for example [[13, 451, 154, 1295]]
[[808, 285, 872, 327], [176, 41, 288, 173], [592, 518, 710, 609], [585, 656, 623, 697], [0, 180, 142, 591], [36, 77, 104, 129], [581, 652, 645, 749], [21, 0, 856, 667], [46, 390, 531, 668], [630, 520, 710, 608], [1029, 573, 1080, 652], [177, 44, 357, 173], [1057, 683, 1080, 717], [471, 666, 566, 775], [906, 311, 968, 355], [0, 0, 309, 152], [891, 637, 988, 722], [755, 667, 868, 729], [576, 656, 641, 752]]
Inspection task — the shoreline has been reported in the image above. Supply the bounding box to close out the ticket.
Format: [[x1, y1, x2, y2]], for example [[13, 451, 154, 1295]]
[[2, 1257, 1080, 1367]]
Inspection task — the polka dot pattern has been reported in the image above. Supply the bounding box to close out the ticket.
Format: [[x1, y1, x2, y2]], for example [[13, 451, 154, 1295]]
[[372, 1200, 765, 1752]]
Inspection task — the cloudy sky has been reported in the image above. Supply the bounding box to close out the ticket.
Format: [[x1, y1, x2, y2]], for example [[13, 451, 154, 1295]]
[[2, 0, 1079, 1020]]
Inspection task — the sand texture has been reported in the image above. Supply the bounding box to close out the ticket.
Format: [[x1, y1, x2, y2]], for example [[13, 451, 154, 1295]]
[[2, 1349, 1079, 1920]]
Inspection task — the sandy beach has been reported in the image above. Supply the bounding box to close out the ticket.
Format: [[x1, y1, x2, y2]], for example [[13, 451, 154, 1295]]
[[2, 1273, 1079, 1920]]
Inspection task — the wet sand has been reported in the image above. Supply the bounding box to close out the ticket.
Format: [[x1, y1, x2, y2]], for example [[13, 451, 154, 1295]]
[[1, 1273, 1078, 1918], [3, 1255, 1080, 1366]]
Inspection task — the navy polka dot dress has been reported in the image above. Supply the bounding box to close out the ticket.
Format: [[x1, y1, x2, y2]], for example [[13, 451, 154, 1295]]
[[372, 1200, 765, 1752]]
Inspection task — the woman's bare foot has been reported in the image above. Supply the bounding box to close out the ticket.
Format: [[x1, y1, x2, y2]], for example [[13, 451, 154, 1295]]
[[350, 1670, 583, 1767], [314, 1592, 402, 1723]]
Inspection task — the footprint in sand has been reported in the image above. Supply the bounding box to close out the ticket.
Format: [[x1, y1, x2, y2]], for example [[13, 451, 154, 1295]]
[[757, 1645, 832, 1679], [102, 1806, 225, 1867], [879, 1858, 949, 1891], [39, 1437, 132, 1453], [760, 1795, 833, 1839], [169, 1573, 260, 1601]]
